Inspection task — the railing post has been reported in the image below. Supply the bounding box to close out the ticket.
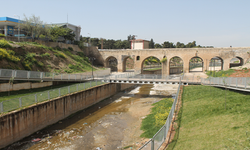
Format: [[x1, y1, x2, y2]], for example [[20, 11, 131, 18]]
[[48, 91, 50, 100], [164, 125, 167, 140], [245, 78, 247, 89], [19, 97, 22, 108], [84, 83, 85, 90], [96, 80, 97, 86], [0, 102, 3, 113], [27, 71, 30, 79], [35, 94, 37, 103], [59, 88, 61, 96], [81, 75, 82, 81], [151, 139, 154, 150], [90, 81, 92, 87], [40, 72, 43, 79], [236, 78, 238, 88], [68, 74, 70, 80], [53, 73, 55, 80], [229, 77, 231, 86], [0, 69, 1, 77], [68, 86, 70, 94], [61, 74, 63, 80], [75, 75, 76, 81], [77, 84, 79, 91]]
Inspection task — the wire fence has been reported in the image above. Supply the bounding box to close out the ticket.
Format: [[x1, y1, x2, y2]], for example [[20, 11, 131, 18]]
[[0, 80, 105, 114], [0, 68, 111, 81], [138, 80, 181, 150], [201, 77, 250, 90]]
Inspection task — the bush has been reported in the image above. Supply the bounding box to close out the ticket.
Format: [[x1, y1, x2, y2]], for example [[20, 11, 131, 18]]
[[0, 39, 12, 48], [54, 51, 66, 58], [37, 61, 44, 67], [0, 34, 5, 37], [68, 47, 73, 51], [0, 48, 20, 62], [41, 52, 50, 57]]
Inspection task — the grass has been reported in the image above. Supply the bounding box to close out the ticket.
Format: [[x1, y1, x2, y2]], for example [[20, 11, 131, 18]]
[[206, 69, 236, 77], [0, 81, 105, 113], [140, 98, 173, 138], [167, 85, 250, 150], [143, 67, 162, 71]]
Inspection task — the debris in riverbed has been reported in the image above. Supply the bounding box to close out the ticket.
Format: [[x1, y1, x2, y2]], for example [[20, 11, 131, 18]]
[[96, 147, 102, 150], [115, 99, 122, 103], [32, 138, 41, 142]]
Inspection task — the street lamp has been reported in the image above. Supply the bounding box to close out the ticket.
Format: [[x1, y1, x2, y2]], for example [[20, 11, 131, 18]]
[[89, 57, 95, 79], [88, 33, 91, 47], [14, 15, 20, 42]]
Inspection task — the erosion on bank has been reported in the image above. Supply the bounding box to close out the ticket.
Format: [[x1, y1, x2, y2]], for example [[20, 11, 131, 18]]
[[0, 39, 96, 73], [167, 85, 250, 150]]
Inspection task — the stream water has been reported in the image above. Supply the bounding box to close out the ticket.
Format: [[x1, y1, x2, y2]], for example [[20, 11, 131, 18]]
[[4, 84, 178, 150]]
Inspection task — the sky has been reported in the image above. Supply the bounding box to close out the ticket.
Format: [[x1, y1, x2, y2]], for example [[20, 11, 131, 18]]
[[1, 0, 250, 47]]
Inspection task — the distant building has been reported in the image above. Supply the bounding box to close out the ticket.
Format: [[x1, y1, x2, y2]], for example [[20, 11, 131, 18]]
[[130, 39, 149, 49], [0, 17, 81, 41]]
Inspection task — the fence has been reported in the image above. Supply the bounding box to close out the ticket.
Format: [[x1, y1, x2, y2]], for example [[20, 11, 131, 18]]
[[201, 77, 250, 90], [0, 80, 105, 114], [138, 80, 181, 150], [0, 68, 110, 81]]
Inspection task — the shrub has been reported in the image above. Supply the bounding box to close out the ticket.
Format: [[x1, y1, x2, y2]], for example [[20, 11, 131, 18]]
[[160, 57, 167, 63], [41, 52, 50, 57], [54, 51, 66, 58], [77, 52, 85, 57], [0, 48, 20, 62], [0, 39, 12, 48], [68, 47, 73, 51], [37, 61, 44, 67], [0, 34, 5, 37]]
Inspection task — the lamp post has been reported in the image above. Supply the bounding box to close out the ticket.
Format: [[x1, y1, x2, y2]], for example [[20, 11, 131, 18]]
[[14, 15, 20, 42], [89, 57, 95, 79], [88, 33, 91, 47]]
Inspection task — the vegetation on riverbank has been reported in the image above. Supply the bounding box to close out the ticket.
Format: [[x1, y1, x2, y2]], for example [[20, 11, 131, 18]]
[[206, 69, 235, 77], [140, 98, 173, 138], [167, 85, 250, 149]]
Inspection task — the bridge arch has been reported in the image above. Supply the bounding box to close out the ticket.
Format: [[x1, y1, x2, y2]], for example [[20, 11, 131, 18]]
[[141, 56, 161, 74], [169, 56, 183, 74], [229, 56, 244, 68], [189, 56, 204, 72], [105, 56, 118, 72], [209, 56, 224, 71], [122, 56, 134, 72]]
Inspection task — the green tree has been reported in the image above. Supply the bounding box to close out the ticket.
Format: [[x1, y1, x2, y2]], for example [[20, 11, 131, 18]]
[[49, 25, 68, 42], [63, 28, 75, 42], [176, 42, 186, 48], [149, 38, 155, 48], [186, 41, 197, 48], [162, 41, 175, 48], [154, 43, 162, 48]]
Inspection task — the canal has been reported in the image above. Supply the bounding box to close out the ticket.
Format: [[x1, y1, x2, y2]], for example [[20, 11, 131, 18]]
[[4, 84, 178, 150]]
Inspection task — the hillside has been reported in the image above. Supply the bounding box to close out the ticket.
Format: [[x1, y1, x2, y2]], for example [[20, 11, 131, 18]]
[[0, 39, 95, 73]]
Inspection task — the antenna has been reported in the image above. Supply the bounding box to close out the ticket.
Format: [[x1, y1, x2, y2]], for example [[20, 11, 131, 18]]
[[67, 13, 68, 27]]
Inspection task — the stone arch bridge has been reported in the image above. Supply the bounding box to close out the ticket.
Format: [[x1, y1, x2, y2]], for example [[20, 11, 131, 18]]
[[97, 47, 250, 75]]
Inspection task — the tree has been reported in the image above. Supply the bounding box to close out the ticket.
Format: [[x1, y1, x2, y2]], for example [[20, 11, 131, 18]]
[[20, 14, 49, 41], [63, 28, 75, 42], [176, 42, 186, 48], [162, 41, 175, 48], [149, 38, 155, 48], [49, 25, 68, 42], [154, 43, 162, 48], [127, 35, 136, 49], [186, 41, 197, 48]]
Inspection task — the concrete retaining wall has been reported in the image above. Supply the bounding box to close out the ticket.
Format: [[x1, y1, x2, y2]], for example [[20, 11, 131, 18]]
[[0, 83, 134, 149], [0, 82, 53, 92]]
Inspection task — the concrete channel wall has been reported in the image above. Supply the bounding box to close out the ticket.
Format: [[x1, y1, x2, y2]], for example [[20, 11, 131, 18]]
[[0, 82, 53, 92], [0, 83, 134, 149]]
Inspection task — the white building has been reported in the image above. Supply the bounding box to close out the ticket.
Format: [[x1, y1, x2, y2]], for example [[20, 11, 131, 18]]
[[130, 39, 149, 49]]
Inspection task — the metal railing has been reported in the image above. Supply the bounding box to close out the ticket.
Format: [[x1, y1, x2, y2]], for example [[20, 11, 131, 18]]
[[0, 68, 110, 81], [201, 77, 250, 91], [138, 80, 181, 150], [0, 80, 105, 114]]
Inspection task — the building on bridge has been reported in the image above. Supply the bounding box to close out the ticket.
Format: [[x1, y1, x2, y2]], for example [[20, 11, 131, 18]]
[[131, 39, 149, 49]]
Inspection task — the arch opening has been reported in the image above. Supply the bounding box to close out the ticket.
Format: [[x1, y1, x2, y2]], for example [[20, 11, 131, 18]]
[[209, 57, 223, 71], [106, 56, 118, 72], [230, 56, 244, 68], [189, 56, 203, 72], [123, 57, 134, 72], [169, 56, 183, 74], [141, 56, 161, 74]]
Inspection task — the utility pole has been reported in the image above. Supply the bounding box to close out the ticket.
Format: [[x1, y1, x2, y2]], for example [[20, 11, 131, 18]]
[[14, 15, 20, 42]]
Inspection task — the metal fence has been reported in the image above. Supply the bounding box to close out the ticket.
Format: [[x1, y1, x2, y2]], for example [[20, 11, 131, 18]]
[[138, 80, 181, 150], [0, 80, 105, 114], [201, 77, 250, 90], [0, 68, 111, 81]]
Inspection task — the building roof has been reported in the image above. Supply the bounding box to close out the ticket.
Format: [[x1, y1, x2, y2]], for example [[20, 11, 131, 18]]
[[47, 23, 80, 28], [130, 39, 149, 42], [0, 17, 19, 23]]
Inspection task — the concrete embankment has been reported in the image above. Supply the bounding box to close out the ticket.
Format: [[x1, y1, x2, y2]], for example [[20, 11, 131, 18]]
[[0, 83, 134, 149]]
